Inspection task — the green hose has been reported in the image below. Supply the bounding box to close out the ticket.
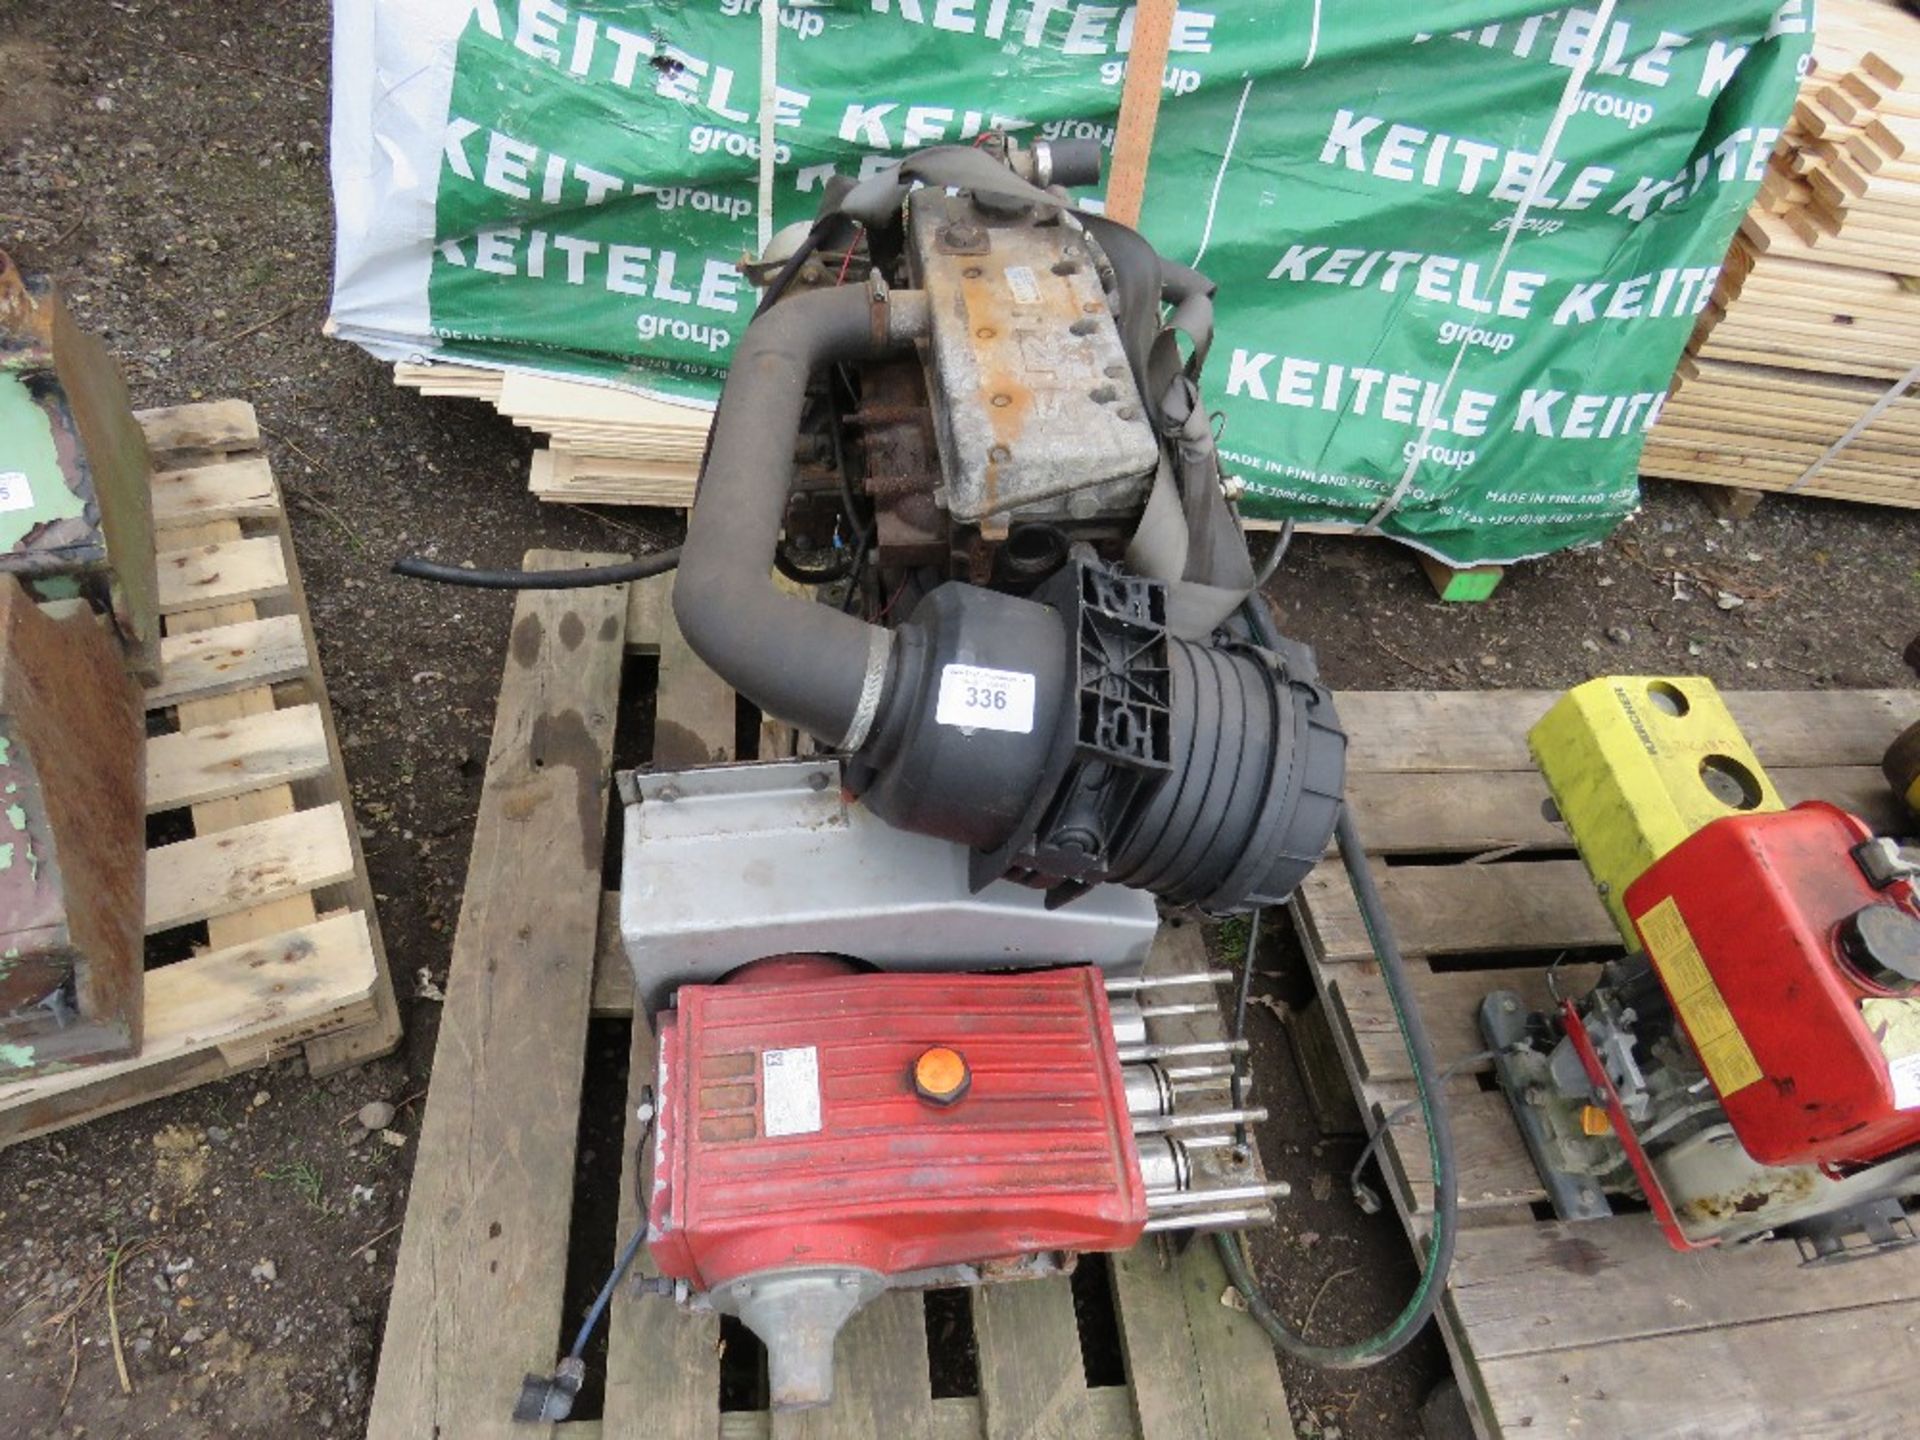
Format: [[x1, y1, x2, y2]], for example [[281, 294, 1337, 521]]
[[1215, 807, 1456, 1367]]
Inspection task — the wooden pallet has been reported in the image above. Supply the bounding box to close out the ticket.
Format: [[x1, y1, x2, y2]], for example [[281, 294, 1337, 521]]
[[0, 401, 399, 1144], [1291, 687, 1920, 1440], [365, 555, 1295, 1440]]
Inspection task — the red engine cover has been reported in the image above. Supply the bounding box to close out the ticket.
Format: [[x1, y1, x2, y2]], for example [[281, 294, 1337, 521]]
[[1625, 802, 1920, 1169], [647, 966, 1148, 1289]]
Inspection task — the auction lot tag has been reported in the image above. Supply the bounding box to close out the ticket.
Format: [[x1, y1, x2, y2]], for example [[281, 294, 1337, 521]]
[[936, 664, 1036, 734]]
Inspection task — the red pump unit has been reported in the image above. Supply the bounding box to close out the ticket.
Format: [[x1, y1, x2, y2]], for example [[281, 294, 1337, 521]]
[[648, 964, 1148, 1291], [642, 962, 1278, 1408]]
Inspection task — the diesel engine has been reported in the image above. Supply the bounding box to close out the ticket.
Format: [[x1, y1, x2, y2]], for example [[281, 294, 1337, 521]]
[[612, 140, 1351, 1407]]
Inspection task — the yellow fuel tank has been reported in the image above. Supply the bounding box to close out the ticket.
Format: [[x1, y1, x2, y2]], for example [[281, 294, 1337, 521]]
[[1529, 677, 1784, 945]]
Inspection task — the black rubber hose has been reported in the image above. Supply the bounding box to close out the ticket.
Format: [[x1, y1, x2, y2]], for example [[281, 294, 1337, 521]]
[[392, 551, 680, 590], [1221, 601, 1459, 1369], [673, 284, 929, 747]]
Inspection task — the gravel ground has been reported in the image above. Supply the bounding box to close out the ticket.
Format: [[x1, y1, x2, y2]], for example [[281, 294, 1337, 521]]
[[1, 5, 1917, 1438]]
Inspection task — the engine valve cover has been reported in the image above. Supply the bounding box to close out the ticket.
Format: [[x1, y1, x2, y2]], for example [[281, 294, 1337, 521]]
[[906, 191, 1158, 527]]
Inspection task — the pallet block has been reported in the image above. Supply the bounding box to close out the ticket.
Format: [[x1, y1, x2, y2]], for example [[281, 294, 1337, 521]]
[[366, 558, 1297, 1440], [0, 401, 398, 1144], [1292, 687, 1920, 1440]]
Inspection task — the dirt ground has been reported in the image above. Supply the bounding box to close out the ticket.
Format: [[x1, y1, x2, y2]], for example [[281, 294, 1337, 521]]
[[0, 4, 1917, 1438]]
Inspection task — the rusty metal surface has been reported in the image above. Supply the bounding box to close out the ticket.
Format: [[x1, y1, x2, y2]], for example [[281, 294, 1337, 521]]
[[852, 357, 947, 569], [0, 573, 146, 1077], [906, 192, 1157, 528]]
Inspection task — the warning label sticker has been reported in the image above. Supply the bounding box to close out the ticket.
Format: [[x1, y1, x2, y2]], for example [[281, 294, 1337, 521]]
[[1861, 997, 1920, 1111], [1636, 896, 1762, 1098], [761, 1046, 822, 1138]]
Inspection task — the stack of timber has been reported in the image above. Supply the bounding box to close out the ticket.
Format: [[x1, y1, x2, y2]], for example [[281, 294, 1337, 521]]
[[393, 362, 707, 505], [1643, 0, 1920, 510]]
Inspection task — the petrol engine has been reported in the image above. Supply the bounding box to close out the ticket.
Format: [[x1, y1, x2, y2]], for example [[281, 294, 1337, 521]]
[[1487, 676, 1920, 1257]]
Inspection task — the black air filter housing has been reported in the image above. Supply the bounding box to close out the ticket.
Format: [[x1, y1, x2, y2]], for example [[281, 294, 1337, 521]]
[[845, 556, 1345, 914]]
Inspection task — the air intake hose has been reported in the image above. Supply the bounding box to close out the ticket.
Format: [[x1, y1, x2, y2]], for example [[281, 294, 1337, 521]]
[[673, 282, 930, 748]]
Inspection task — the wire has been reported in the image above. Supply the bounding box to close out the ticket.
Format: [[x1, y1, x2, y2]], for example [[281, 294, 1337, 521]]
[[1251, 520, 1295, 589], [1347, 1051, 1494, 1216], [1229, 909, 1261, 1152], [392, 551, 680, 590]]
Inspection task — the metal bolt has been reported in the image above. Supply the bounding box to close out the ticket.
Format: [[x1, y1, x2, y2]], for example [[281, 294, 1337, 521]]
[[837, 1274, 859, 1290], [976, 326, 997, 340], [1579, 1187, 1599, 1205], [963, 266, 984, 279], [988, 444, 1012, 462], [991, 394, 1012, 408], [1501, 997, 1519, 1014], [655, 783, 680, 803], [806, 771, 830, 792]]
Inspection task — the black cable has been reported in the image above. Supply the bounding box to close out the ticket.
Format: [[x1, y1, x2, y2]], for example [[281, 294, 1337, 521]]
[[1252, 520, 1296, 589], [393, 550, 680, 590]]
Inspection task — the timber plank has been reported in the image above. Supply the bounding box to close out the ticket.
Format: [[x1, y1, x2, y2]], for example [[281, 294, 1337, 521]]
[[1174, 1240, 1292, 1440], [150, 455, 279, 526], [972, 1277, 1093, 1440], [1345, 764, 1900, 854], [1473, 1299, 1920, 1440], [1449, 1217, 1920, 1361], [1377, 1088, 1546, 1215], [0, 913, 377, 1144], [364, 552, 627, 1440], [1328, 962, 1609, 1083], [1111, 1244, 1207, 1440], [145, 704, 331, 813], [154, 534, 289, 614], [772, 1291, 936, 1440], [146, 613, 308, 708], [1299, 858, 1616, 963], [636, 570, 741, 767], [135, 398, 259, 456], [143, 802, 354, 933], [602, 1014, 721, 1440], [1338, 689, 1917, 773]]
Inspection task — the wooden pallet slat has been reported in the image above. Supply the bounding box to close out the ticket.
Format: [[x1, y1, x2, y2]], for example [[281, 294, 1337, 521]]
[[146, 613, 309, 709], [973, 1276, 1094, 1440], [366, 552, 628, 1440], [143, 802, 355, 933], [603, 571, 732, 1440], [149, 454, 281, 527], [0, 913, 378, 1144], [154, 533, 290, 613], [145, 704, 333, 813]]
